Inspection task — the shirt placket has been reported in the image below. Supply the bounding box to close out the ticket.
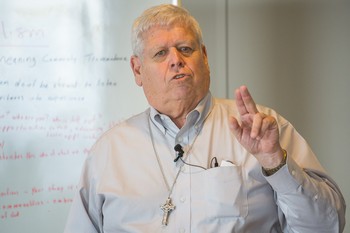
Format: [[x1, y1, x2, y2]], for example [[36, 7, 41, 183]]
[[173, 123, 197, 233]]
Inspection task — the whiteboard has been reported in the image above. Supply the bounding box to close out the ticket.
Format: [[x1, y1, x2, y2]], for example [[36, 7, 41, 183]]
[[0, 0, 175, 232]]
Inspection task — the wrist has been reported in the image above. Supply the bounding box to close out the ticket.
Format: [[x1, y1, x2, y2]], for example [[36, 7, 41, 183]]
[[262, 149, 287, 176]]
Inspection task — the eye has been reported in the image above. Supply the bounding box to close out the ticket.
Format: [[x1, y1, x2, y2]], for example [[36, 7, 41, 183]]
[[154, 49, 167, 58], [179, 46, 194, 56]]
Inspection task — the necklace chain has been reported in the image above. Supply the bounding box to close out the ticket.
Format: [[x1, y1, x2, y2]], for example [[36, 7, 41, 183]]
[[148, 111, 209, 226], [148, 115, 182, 195], [148, 112, 208, 194]]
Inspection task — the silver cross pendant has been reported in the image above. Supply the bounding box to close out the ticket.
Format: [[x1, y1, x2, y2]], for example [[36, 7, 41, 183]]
[[160, 197, 176, 226]]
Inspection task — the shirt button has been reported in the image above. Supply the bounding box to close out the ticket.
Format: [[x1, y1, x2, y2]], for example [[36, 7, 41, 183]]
[[180, 197, 186, 203], [179, 228, 186, 233], [291, 170, 296, 176], [314, 194, 319, 201]]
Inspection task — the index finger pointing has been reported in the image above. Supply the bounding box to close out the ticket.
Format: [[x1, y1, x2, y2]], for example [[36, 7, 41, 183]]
[[237, 85, 258, 114]]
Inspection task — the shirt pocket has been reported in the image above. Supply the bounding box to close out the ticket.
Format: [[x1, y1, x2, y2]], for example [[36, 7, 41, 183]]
[[204, 165, 248, 219]]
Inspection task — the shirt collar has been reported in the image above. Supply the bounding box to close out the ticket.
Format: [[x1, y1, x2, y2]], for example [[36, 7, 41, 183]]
[[149, 92, 213, 135]]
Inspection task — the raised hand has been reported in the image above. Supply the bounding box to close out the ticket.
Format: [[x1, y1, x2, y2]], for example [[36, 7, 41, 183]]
[[229, 86, 284, 169]]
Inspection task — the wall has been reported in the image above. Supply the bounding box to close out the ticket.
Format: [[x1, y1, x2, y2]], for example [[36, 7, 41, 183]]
[[183, 0, 350, 231]]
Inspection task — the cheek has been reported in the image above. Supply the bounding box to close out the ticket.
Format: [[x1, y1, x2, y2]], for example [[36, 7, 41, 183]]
[[141, 69, 163, 95], [194, 60, 210, 79], [193, 60, 210, 92]]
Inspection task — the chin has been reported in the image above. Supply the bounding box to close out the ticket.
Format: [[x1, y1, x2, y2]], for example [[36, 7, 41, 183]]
[[173, 90, 195, 101]]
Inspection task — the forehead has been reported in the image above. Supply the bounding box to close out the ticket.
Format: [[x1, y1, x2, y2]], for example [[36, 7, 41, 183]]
[[142, 25, 198, 46]]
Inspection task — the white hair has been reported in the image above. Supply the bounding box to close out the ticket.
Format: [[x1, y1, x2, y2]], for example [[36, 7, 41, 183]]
[[131, 4, 203, 57]]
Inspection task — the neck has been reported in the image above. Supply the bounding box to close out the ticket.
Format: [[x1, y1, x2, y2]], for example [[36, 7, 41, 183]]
[[157, 101, 197, 129], [149, 93, 208, 129], [171, 115, 187, 129]]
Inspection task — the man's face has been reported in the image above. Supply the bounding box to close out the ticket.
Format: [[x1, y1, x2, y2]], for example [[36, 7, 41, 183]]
[[130, 25, 210, 114]]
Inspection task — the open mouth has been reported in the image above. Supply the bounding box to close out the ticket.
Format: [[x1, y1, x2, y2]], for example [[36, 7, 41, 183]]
[[173, 74, 186, 79]]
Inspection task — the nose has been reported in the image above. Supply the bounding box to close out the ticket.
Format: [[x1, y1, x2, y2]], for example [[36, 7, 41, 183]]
[[169, 48, 185, 69]]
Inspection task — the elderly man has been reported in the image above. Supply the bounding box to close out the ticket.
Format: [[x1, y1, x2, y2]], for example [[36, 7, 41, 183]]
[[64, 4, 345, 233]]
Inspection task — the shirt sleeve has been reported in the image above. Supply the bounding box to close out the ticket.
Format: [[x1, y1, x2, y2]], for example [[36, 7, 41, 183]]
[[63, 155, 104, 233], [264, 120, 346, 233], [63, 188, 100, 233]]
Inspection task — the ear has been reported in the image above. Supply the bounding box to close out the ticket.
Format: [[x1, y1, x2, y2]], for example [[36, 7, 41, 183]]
[[201, 44, 208, 62], [130, 55, 143, 87], [201, 45, 210, 72]]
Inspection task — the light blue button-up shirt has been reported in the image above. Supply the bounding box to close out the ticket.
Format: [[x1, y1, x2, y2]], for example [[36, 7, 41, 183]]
[[64, 92, 345, 233]]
